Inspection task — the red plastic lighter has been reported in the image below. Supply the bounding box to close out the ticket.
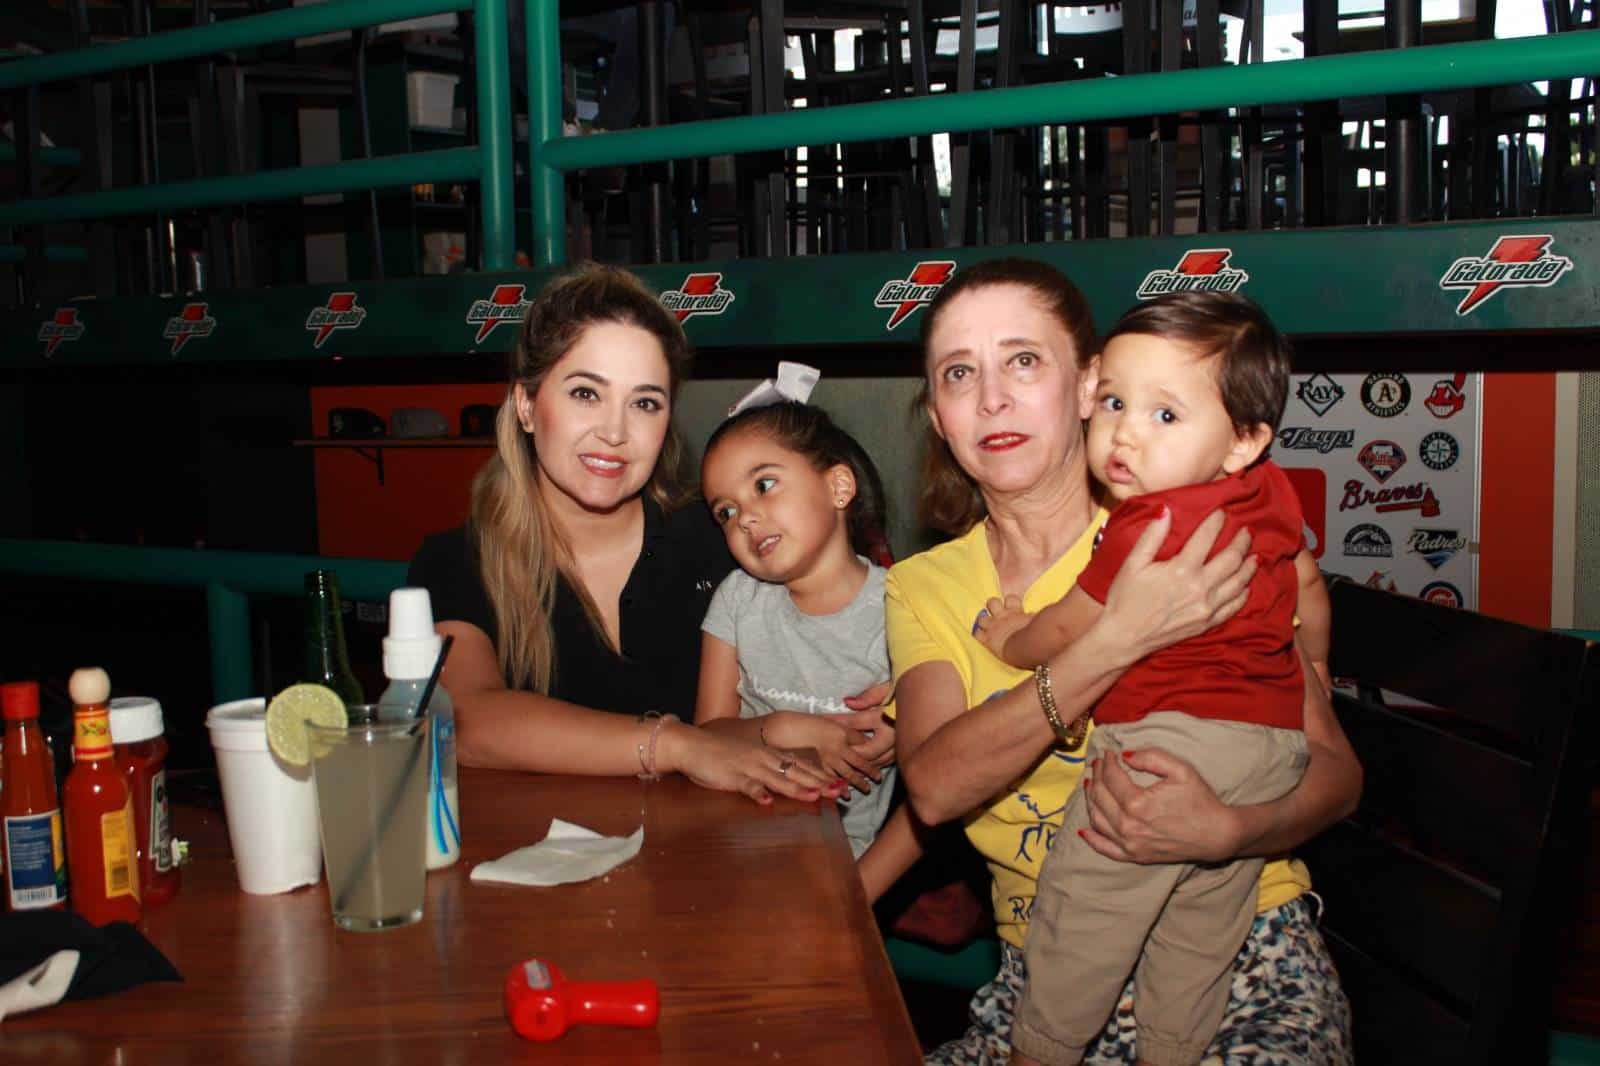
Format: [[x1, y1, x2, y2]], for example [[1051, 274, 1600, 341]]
[[503, 958, 660, 1041]]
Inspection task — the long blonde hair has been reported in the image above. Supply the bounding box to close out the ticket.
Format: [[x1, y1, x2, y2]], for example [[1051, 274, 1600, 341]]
[[471, 264, 690, 692]]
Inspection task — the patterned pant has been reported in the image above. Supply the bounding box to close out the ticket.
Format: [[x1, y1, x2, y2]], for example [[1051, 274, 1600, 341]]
[[924, 895, 1354, 1066]]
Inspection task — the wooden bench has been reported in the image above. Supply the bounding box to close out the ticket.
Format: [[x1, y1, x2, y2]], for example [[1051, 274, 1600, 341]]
[[1300, 579, 1599, 1065]]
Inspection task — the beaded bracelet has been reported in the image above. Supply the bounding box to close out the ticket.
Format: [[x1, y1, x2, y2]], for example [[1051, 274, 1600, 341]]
[[636, 711, 680, 782], [1034, 664, 1089, 751]]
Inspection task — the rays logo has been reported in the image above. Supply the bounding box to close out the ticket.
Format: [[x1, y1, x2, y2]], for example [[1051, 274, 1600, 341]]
[[1439, 234, 1573, 315], [38, 307, 85, 357], [1419, 431, 1460, 471], [1296, 374, 1345, 417], [1136, 249, 1250, 300], [1408, 528, 1466, 570], [1357, 440, 1406, 484], [164, 302, 217, 355], [1277, 427, 1355, 453], [306, 292, 367, 348], [466, 283, 532, 344], [875, 260, 955, 330], [660, 273, 735, 323], [1343, 523, 1392, 558]]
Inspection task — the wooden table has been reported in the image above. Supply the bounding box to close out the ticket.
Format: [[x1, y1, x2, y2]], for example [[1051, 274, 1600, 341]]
[[1, 768, 921, 1063]]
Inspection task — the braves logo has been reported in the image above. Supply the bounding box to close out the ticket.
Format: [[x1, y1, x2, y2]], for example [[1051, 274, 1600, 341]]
[[1439, 234, 1574, 315], [1425, 373, 1467, 418], [1340, 479, 1441, 517], [38, 307, 85, 357], [660, 273, 735, 323], [306, 292, 367, 348], [1136, 249, 1250, 300], [465, 284, 533, 344], [875, 261, 955, 330], [164, 302, 217, 355]]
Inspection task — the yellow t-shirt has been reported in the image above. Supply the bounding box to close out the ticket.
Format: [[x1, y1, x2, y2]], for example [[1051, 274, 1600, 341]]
[[885, 517, 1311, 950]]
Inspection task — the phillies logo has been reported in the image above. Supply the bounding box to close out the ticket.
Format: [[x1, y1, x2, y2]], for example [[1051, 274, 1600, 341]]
[[875, 261, 955, 330], [1295, 374, 1345, 417], [306, 292, 367, 348], [1136, 249, 1249, 300], [164, 302, 217, 355], [1420, 580, 1463, 608], [1339, 479, 1441, 517], [1357, 440, 1406, 484], [660, 273, 735, 323], [38, 307, 86, 357], [1425, 373, 1467, 418], [466, 284, 532, 344], [1439, 234, 1573, 315]]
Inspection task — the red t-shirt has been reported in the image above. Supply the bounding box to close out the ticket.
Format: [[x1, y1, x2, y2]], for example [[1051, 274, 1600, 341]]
[[1076, 460, 1304, 731]]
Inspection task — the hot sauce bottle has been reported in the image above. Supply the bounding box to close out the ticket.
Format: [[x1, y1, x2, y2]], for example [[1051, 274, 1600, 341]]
[[63, 668, 140, 925], [2, 681, 68, 912]]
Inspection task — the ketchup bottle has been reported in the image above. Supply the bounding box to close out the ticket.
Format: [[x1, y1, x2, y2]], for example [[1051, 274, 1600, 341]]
[[110, 697, 179, 907], [63, 668, 140, 925], [2, 681, 68, 912]]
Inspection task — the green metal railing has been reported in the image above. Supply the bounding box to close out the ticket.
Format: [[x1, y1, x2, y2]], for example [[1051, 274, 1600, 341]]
[[0, 0, 515, 270], [0, 539, 407, 706]]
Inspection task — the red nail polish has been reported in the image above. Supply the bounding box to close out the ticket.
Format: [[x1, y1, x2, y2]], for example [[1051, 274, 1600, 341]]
[[1077, 829, 1089, 840], [1121, 749, 1138, 760]]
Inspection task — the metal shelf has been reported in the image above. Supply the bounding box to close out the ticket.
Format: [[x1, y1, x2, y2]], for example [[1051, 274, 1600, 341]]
[[293, 436, 492, 485]]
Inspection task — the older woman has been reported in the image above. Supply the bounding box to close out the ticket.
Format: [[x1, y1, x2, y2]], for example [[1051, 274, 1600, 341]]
[[888, 259, 1359, 1064]]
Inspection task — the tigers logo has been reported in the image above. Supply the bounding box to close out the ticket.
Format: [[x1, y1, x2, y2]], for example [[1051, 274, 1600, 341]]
[[1439, 235, 1573, 315], [1136, 249, 1250, 300], [38, 307, 86, 357], [306, 292, 367, 348], [466, 284, 533, 343], [164, 302, 217, 355], [875, 261, 955, 330], [660, 273, 735, 323]]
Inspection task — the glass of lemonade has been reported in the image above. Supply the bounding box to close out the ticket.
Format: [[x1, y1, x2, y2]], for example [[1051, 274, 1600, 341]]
[[308, 705, 430, 932]]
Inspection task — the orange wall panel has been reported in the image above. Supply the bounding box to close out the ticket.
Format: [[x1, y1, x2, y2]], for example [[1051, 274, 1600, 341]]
[[1477, 372, 1555, 628]]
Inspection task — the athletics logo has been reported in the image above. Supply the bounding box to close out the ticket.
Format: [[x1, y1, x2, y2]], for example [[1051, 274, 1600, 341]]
[[1439, 234, 1573, 315], [1357, 440, 1406, 484], [1408, 528, 1466, 570], [1296, 374, 1345, 417], [1276, 427, 1354, 453], [660, 273, 735, 323], [1419, 431, 1460, 471], [875, 260, 955, 330], [1424, 373, 1467, 418], [1361, 373, 1411, 417], [466, 283, 532, 344], [1136, 249, 1249, 300], [164, 302, 217, 355], [306, 292, 367, 348], [38, 307, 85, 357]]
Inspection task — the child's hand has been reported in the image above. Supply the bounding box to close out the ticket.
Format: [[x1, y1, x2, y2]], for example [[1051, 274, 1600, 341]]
[[974, 595, 1030, 659], [842, 708, 896, 770], [790, 714, 880, 795]]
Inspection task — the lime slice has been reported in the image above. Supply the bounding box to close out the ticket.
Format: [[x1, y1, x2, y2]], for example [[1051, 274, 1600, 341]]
[[265, 683, 348, 767]]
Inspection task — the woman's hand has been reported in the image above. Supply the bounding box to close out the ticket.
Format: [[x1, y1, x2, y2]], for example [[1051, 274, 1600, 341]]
[[1099, 507, 1258, 667], [661, 720, 842, 806], [1079, 747, 1243, 865]]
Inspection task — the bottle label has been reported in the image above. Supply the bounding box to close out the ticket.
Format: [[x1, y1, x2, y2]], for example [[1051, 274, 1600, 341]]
[[101, 801, 139, 901], [73, 709, 114, 759], [4, 809, 68, 909], [151, 768, 173, 873]]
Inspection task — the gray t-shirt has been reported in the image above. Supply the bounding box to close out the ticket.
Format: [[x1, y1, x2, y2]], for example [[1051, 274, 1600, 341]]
[[701, 562, 895, 857]]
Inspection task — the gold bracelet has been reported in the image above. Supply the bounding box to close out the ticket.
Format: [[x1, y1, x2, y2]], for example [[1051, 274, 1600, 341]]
[[1033, 665, 1089, 751]]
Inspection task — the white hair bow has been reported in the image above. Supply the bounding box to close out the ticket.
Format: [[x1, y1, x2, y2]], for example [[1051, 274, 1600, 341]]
[[726, 361, 821, 418]]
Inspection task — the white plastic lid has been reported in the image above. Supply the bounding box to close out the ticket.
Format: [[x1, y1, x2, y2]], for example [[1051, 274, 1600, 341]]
[[384, 587, 443, 680], [206, 697, 268, 752], [109, 696, 165, 744]]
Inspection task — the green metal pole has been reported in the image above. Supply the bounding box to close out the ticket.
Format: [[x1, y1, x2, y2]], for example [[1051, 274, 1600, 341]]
[[539, 31, 1600, 171], [0, 245, 89, 264], [527, 0, 565, 267], [0, 147, 482, 226], [0, 145, 81, 168], [0, 0, 467, 90], [474, 0, 514, 271], [207, 581, 253, 705]]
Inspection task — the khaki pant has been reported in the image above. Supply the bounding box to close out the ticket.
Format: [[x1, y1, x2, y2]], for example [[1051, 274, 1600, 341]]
[[1012, 712, 1309, 1066]]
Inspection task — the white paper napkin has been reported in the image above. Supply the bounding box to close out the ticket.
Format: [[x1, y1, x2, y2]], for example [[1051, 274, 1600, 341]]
[[470, 818, 644, 887], [0, 949, 79, 1023]]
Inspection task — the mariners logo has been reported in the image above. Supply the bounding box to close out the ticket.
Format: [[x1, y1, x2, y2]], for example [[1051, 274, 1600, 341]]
[[38, 307, 86, 357], [660, 273, 735, 323], [1136, 249, 1249, 300], [466, 284, 533, 344], [1343, 523, 1392, 558], [1408, 528, 1466, 570], [1419, 431, 1460, 471], [306, 292, 367, 348], [875, 261, 955, 330], [1420, 580, 1463, 608], [1357, 440, 1406, 484], [164, 302, 217, 355], [1425, 373, 1467, 418], [1439, 234, 1573, 315], [1276, 427, 1354, 453], [1361, 373, 1410, 417], [1296, 373, 1345, 417]]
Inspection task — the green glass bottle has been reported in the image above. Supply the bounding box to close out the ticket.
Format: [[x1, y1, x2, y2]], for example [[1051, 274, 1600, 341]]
[[302, 570, 363, 707]]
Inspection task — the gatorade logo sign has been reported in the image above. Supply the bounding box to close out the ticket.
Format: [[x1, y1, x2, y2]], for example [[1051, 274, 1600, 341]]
[[38, 308, 85, 358], [1439, 234, 1573, 315], [306, 292, 367, 348], [1136, 249, 1250, 299], [660, 273, 736, 323], [466, 284, 533, 344], [875, 261, 955, 330], [164, 302, 217, 356]]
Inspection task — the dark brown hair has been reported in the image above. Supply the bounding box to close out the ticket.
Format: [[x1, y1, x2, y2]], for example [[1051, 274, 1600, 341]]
[[913, 258, 1098, 535], [1103, 290, 1292, 435]]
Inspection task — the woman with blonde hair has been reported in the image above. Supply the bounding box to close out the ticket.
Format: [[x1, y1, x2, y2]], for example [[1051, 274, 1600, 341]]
[[410, 264, 872, 801]]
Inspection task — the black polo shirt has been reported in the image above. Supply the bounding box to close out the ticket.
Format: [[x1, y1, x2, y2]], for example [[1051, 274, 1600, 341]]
[[408, 496, 733, 716]]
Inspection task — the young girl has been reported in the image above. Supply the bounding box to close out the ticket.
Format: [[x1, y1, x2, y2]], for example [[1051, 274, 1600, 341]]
[[695, 389, 902, 879], [975, 291, 1331, 1066]]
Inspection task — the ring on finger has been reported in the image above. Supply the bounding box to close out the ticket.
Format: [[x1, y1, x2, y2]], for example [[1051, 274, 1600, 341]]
[[777, 754, 795, 776]]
